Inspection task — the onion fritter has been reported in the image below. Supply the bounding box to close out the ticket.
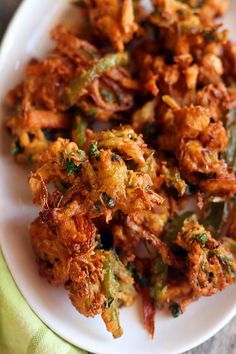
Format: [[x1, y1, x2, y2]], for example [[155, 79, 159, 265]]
[[176, 216, 236, 297], [4, 0, 236, 339]]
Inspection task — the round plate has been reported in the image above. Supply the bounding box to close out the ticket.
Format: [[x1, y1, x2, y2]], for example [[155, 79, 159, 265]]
[[0, 1, 236, 353]]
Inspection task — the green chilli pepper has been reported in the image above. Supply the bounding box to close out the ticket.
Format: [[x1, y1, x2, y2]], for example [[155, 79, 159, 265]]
[[63, 52, 129, 107]]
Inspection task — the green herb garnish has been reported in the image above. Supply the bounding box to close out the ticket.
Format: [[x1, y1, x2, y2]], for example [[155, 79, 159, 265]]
[[198, 233, 208, 245], [66, 160, 82, 176], [89, 142, 99, 156], [170, 303, 182, 318], [102, 192, 116, 209], [100, 88, 114, 102], [11, 141, 24, 155], [201, 202, 228, 238], [203, 31, 216, 42]]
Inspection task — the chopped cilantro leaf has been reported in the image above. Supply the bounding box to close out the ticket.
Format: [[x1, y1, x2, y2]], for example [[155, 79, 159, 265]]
[[102, 192, 116, 209], [198, 233, 208, 245], [77, 149, 86, 158], [11, 141, 24, 155], [170, 303, 182, 318], [100, 88, 114, 101], [203, 31, 215, 42], [65, 160, 82, 176], [89, 142, 99, 157]]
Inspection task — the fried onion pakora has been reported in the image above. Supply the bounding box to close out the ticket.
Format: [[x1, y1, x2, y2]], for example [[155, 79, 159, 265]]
[[29, 126, 162, 216], [5, 25, 138, 164], [81, 0, 139, 52], [68, 249, 136, 338], [28, 127, 161, 337], [31, 214, 136, 339], [30, 217, 72, 286], [149, 214, 236, 316], [4, 0, 236, 340], [149, 256, 192, 313], [176, 215, 236, 297], [112, 197, 184, 270]]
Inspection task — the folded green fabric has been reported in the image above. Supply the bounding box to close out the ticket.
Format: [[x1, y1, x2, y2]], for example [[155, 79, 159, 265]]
[[0, 249, 87, 354]]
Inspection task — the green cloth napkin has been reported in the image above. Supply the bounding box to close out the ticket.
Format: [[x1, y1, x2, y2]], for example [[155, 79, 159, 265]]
[[0, 249, 87, 354]]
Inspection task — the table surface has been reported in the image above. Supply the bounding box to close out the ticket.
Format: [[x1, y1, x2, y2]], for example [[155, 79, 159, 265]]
[[0, 1, 235, 354]]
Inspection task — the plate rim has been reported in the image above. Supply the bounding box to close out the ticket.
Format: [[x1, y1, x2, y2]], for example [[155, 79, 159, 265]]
[[0, 0, 27, 70]]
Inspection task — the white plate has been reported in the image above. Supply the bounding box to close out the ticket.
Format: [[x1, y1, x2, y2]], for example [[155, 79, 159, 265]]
[[0, 1, 236, 354]]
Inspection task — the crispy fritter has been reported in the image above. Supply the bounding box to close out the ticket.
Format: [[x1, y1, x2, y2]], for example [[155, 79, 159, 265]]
[[157, 105, 236, 197], [112, 199, 182, 268], [5, 25, 138, 163], [29, 127, 162, 219], [30, 217, 72, 286], [68, 250, 106, 318], [83, 0, 139, 52], [176, 215, 236, 296], [4, 0, 236, 340], [68, 249, 136, 338], [150, 257, 192, 310]]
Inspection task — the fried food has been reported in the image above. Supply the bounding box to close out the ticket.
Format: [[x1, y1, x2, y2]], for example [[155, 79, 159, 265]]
[[5, 25, 138, 163], [176, 216, 236, 296], [29, 127, 162, 216], [112, 198, 182, 268], [30, 217, 72, 286], [82, 0, 139, 52], [28, 126, 162, 336], [68, 249, 136, 338], [4, 0, 236, 339]]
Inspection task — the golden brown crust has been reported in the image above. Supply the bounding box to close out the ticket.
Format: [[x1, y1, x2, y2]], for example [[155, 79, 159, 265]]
[[176, 216, 236, 297], [30, 217, 72, 286], [4, 0, 236, 339]]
